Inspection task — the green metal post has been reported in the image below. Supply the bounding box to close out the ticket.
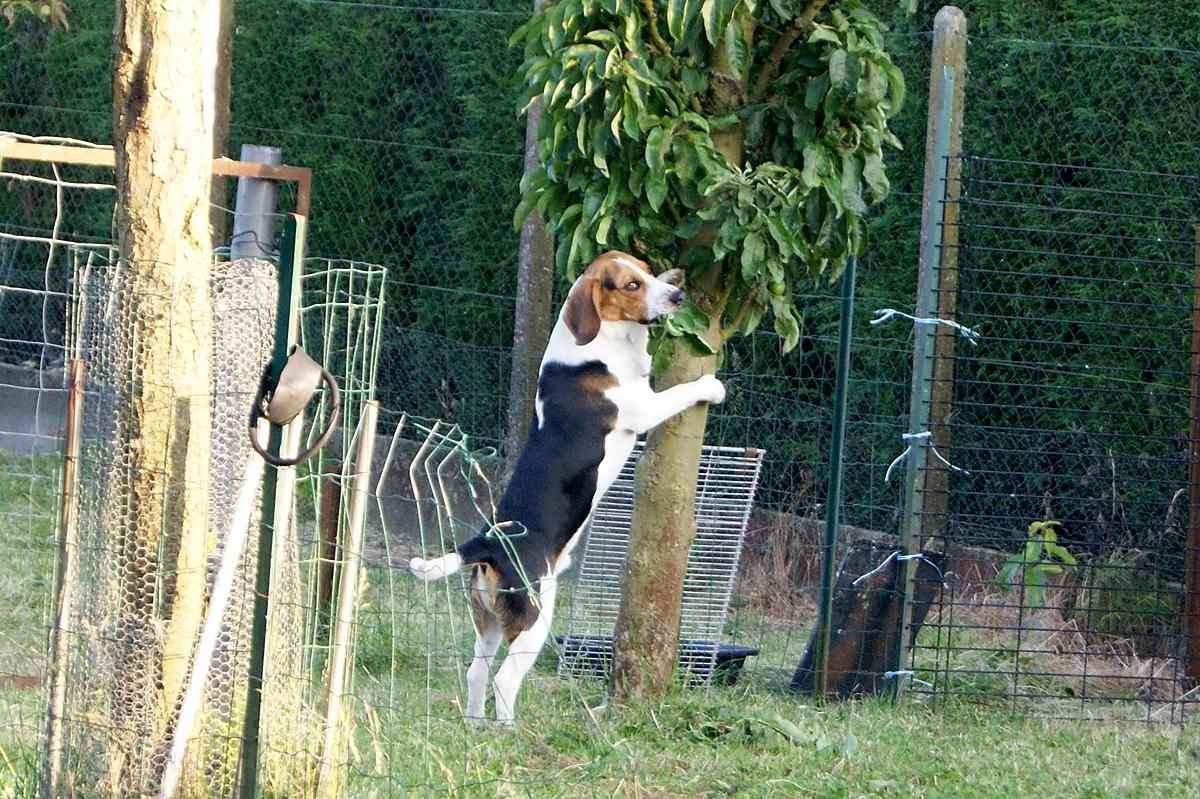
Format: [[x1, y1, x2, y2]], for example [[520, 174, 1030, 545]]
[[813, 256, 857, 697], [894, 6, 968, 703], [238, 213, 306, 797]]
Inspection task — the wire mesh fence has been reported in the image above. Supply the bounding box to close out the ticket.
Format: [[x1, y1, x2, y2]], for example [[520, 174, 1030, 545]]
[[3, 4, 1200, 798], [903, 154, 1200, 720]]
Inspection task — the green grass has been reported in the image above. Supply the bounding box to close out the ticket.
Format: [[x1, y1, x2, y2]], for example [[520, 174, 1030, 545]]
[[322, 574, 1199, 799], [0, 447, 59, 795], [2, 455, 1197, 798]]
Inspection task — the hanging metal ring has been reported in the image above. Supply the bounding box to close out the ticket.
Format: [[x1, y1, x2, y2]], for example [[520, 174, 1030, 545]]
[[248, 347, 342, 467]]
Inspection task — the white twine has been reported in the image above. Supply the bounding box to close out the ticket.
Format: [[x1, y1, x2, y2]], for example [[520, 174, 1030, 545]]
[[883, 670, 934, 689], [884, 431, 970, 484], [870, 308, 981, 346], [850, 551, 946, 588]]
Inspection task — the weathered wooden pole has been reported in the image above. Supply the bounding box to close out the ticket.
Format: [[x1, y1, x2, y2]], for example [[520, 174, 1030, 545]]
[[894, 5, 967, 702], [502, 0, 555, 483], [43, 358, 84, 799], [1185, 224, 1200, 686]]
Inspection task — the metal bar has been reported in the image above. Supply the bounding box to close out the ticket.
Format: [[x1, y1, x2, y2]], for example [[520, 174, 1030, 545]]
[[42, 358, 84, 799], [0, 140, 312, 216], [895, 5, 968, 705], [1185, 223, 1200, 686], [812, 256, 857, 698], [238, 213, 307, 798], [316, 401, 380, 798]]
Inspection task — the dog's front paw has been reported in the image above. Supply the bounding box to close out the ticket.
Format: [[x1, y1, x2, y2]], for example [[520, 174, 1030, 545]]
[[697, 374, 726, 406]]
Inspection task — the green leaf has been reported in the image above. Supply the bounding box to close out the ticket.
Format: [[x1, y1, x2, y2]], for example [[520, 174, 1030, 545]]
[[645, 127, 666, 171], [723, 20, 748, 77], [513, 188, 540, 230], [882, 60, 907, 117], [681, 66, 706, 94], [646, 171, 668, 211], [829, 49, 849, 91], [862, 151, 889, 200], [677, 332, 717, 356], [667, 0, 686, 41], [840, 154, 867, 216], [765, 716, 811, 746], [804, 74, 830, 111], [741, 231, 766, 282], [700, 0, 720, 46], [669, 298, 710, 335], [650, 334, 676, 376], [773, 304, 801, 353], [808, 25, 841, 45]]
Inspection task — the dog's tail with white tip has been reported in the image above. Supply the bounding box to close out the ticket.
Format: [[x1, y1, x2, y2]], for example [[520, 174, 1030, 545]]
[[408, 552, 462, 581]]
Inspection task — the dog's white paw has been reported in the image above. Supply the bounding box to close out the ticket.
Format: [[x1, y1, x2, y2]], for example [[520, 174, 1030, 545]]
[[697, 374, 726, 405], [409, 556, 431, 577]]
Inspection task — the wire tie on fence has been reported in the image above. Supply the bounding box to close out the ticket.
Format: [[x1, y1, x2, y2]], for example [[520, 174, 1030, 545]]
[[851, 552, 948, 590], [883, 670, 934, 689], [870, 308, 981, 347], [884, 431, 970, 484]]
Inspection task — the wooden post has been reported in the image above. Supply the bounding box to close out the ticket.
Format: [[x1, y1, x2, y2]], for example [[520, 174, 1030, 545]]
[[316, 401, 380, 799], [1186, 224, 1200, 685], [894, 5, 967, 702], [43, 358, 84, 799]]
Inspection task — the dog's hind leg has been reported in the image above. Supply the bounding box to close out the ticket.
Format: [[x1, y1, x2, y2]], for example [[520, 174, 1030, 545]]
[[492, 577, 557, 725], [466, 567, 503, 722], [466, 621, 502, 723]]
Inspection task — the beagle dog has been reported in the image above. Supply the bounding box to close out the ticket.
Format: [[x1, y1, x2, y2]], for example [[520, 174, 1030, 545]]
[[409, 250, 725, 724]]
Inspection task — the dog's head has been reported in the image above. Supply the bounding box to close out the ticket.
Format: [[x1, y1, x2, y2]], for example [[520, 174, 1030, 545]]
[[563, 251, 685, 346]]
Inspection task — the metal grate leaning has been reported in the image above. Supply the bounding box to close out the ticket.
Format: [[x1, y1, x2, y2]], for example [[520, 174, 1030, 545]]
[[559, 443, 765, 686]]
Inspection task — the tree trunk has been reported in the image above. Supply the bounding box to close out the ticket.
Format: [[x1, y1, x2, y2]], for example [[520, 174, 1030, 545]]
[[502, 91, 554, 482], [610, 309, 719, 701], [211, 0, 234, 245], [610, 21, 751, 704], [109, 1, 217, 793]]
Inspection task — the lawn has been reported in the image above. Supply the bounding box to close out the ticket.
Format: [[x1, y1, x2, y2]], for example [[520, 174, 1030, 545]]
[[1, 448, 1196, 799], [0, 447, 59, 797]]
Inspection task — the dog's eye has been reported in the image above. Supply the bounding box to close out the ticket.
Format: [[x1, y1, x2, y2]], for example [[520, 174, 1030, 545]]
[[625, 281, 640, 291]]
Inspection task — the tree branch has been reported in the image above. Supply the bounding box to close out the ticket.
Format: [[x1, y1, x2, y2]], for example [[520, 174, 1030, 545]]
[[748, 0, 830, 103], [639, 0, 673, 57]]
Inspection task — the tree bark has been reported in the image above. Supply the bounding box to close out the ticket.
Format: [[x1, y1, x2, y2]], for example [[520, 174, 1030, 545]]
[[211, 0, 234, 245], [610, 306, 719, 701], [110, 1, 217, 793], [502, 93, 555, 482], [610, 20, 752, 704]]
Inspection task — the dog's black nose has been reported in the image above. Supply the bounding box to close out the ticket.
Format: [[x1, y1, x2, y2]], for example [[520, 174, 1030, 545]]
[[669, 288, 685, 305]]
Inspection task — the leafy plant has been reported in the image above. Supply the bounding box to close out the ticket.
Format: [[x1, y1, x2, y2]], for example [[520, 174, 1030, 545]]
[[511, 0, 911, 359], [998, 520, 1077, 608]]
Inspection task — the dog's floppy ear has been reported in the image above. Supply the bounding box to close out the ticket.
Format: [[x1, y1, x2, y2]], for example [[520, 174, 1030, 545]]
[[564, 276, 602, 346]]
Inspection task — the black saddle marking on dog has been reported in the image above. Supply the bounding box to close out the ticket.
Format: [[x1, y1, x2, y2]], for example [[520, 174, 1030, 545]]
[[456, 360, 618, 638]]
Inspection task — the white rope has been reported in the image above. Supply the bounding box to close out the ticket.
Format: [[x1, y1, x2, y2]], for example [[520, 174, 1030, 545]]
[[870, 307, 981, 346], [884, 431, 970, 483]]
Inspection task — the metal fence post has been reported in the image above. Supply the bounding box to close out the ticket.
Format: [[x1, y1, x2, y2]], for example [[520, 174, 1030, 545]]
[[238, 213, 306, 797], [894, 5, 967, 702], [812, 257, 857, 697], [230, 144, 283, 260]]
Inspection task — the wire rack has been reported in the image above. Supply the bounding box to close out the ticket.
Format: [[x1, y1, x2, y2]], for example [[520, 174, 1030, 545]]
[[559, 443, 765, 685]]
